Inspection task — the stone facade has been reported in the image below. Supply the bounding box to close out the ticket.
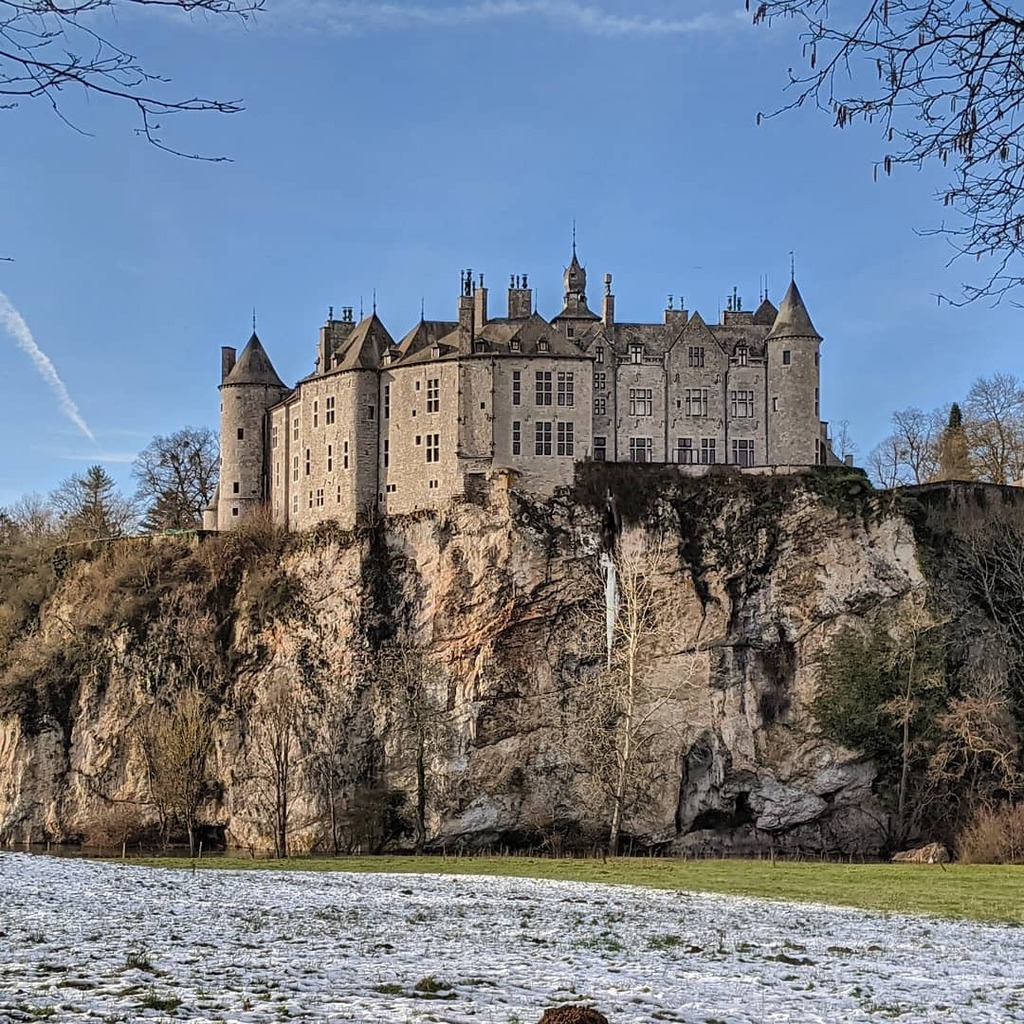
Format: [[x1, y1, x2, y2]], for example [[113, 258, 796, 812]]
[[207, 251, 832, 531]]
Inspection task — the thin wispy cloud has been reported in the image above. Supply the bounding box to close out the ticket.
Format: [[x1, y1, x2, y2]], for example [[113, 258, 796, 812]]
[[270, 1, 744, 38], [0, 290, 96, 442], [53, 450, 139, 464]]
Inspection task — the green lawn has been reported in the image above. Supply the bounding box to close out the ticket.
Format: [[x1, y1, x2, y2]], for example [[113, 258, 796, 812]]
[[125, 854, 1024, 924]]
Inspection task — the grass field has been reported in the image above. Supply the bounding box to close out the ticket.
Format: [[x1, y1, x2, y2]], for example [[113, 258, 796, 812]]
[[124, 854, 1024, 924]]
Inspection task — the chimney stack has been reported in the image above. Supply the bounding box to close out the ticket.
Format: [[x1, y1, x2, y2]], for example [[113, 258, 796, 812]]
[[221, 346, 236, 382], [602, 274, 615, 326], [507, 273, 533, 318]]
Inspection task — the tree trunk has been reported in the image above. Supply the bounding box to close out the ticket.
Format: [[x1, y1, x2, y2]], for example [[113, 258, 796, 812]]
[[415, 731, 426, 855]]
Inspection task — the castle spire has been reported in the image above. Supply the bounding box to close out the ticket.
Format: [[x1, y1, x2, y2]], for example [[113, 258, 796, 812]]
[[766, 278, 821, 342]]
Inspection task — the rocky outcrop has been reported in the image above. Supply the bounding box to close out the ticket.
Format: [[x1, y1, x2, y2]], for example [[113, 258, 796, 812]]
[[892, 842, 950, 864], [0, 470, 924, 855]]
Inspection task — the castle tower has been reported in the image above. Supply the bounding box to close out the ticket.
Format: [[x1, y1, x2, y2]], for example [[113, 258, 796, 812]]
[[217, 332, 289, 529], [765, 279, 823, 466]]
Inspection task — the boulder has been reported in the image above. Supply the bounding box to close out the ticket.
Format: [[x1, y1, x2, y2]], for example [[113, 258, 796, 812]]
[[891, 842, 949, 864]]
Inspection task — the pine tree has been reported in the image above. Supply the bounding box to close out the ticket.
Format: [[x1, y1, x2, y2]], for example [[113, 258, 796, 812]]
[[936, 403, 974, 481]]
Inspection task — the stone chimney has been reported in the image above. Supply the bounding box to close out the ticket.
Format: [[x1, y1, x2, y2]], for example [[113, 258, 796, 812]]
[[602, 274, 615, 326], [507, 273, 532, 319], [474, 273, 488, 327], [318, 308, 357, 372], [221, 346, 236, 382], [458, 269, 475, 339]]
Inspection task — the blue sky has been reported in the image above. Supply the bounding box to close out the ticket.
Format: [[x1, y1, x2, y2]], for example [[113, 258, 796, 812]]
[[0, 0, 1017, 505]]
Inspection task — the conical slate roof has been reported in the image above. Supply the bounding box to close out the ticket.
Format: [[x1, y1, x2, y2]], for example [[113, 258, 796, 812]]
[[223, 333, 286, 388], [766, 280, 821, 341]]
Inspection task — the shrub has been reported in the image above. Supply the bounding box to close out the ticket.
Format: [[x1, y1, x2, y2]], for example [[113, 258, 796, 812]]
[[958, 804, 1024, 864]]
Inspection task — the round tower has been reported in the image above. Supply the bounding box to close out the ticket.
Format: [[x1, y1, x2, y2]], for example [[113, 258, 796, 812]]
[[765, 279, 823, 467], [217, 332, 289, 529]]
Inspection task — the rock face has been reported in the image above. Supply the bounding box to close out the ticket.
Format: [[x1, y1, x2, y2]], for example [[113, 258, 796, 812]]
[[0, 471, 924, 855], [892, 842, 950, 864]]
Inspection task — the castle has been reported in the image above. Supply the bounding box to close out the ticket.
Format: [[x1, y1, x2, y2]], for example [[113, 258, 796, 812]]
[[205, 248, 831, 532]]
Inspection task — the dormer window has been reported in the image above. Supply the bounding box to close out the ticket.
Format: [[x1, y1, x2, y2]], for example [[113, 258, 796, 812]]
[[630, 344, 643, 364], [736, 346, 748, 367], [566, 326, 575, 339], [510, 339, 521, 352], [431, 344, 441, 359], [596, 346, 604, 364], [538, 339, 549, 353], [473, 340, 487, 354]]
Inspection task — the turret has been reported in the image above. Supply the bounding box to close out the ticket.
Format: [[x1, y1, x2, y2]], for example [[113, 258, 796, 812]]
[[765, 279, 823, 466], [217, 332, 289, 529], [554, 243, 600, 322]]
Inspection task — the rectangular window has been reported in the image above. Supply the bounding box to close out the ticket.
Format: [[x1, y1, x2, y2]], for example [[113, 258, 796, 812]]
[[292, 494, 298, 516], [383, 384, 390, 419], [594, 371, 606, 392], [676, 438, 695, 464], [327, 443, 333, 473], [630, 344, 644, 364], [594, 436, 607, 462], [293, 417, 299, 441], [308, 490, 313, 510], [383, 438, 390, 468], [557, 421, 575, 456], [274, 462, 280, 487], [594, 397, 607, 416], [292, 455, 299, 482], [231, 507, 239, 517], [535, 370, 552, 406], [688, 346, 705, 368], [512, 420, 521, 456], [596, 346, 604, 364], [271, 425, 278, 449], [313, 400, 318, 428], [326, 396, 336, 424], [782, 350, 791, 366], [343, 440, 349, 470], [566, 325, 575, 339], [629, 387, 653, 417], [700, 438, 717, 465], [337, 484, 342, 503], [315, 488, 325, 508], [735, 346, 748, 367], [426, 433, 440, 463], [629, 437, 653, 463], [535, 421, 552, 455], [512, 370, 521, 407], [427, 378, 440, 413], [557, 371, 574, 407], [232, 481, 240, 493], [732, 438, 755, 467], [367, 404, 374, 420], [305, 448, 311, 476], [815, 387, 820, 417], [237, 427, 244, 441], [730, 390, 755, 418], [684, 388, 709, 417]]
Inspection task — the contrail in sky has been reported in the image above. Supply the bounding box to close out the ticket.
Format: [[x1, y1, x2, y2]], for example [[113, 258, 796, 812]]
[[0, 290, 96, 442]]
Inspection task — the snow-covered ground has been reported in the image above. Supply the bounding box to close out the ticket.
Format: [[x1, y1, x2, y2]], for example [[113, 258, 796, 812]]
[[1, 853, 1022, 1023]]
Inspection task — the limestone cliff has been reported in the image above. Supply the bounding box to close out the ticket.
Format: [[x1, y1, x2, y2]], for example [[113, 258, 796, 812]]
[[0, 469, 924, 855]]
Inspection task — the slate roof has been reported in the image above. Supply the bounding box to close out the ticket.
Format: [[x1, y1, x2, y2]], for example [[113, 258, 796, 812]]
[[766, 280, 821, 341], [223, 333, 287, 389]]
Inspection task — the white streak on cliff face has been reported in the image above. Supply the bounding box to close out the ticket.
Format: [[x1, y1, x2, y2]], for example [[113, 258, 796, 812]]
[[0, 290, 95, 442]]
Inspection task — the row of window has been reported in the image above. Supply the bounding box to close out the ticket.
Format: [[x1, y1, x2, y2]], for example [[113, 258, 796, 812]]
[[510, 420, 575, 456], [592, 437, 756, 466], [511, 371, 575, 408]]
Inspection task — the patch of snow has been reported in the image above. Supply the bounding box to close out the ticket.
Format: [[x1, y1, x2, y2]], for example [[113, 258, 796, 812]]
[[0, 853, 1022, 1022]]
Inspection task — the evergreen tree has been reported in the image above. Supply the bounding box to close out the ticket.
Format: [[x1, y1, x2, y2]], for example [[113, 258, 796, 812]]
[[50, 465, 137, 541], [936, 402, 974, 481]]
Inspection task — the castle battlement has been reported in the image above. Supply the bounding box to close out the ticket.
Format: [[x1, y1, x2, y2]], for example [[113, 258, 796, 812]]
[[206, 251, 830, 532]]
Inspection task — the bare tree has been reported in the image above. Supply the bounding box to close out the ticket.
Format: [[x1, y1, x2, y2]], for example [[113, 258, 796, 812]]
[[964, 373, 1024, 484], [830, 418, 858, 463], [1, 0, 260, 158], [133, 426, 219, 532], [248, 676, 300, 858], [0, 492, 57, 545], [374, 642, 449, 854], [139, 683, 216, 856], [867, 407, 942, 487], [750, 1, 1024, 300], [576, 527, 699, 854]]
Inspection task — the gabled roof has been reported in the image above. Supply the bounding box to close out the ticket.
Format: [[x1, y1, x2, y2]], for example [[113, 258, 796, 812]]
[[223, 333, 286, 388], [766, 280, 821, 342], [397, 319, 458, 358], [333, 313, 395, 371], [752, 297, 779, 326]]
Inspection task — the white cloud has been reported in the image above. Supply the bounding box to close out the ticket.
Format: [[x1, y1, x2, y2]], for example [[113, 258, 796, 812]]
[[0, 290, 95, 442], [53, 450, 139, 464], [267, 1, 745, 38]]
